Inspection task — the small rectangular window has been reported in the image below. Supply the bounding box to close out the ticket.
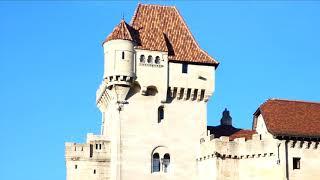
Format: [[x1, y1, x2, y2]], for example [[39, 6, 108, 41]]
[[75, 165, 77, 169], [122, 51, 125, 59], [293, 157, 301, 170], [182, 63, 188, 73]]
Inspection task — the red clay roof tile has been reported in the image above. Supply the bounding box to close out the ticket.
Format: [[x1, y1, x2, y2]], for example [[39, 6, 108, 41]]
[[257, 99, 320, 137], [229, 130, 257, 141], [104, 4, 219, 66], [105, 20, 133, 42]]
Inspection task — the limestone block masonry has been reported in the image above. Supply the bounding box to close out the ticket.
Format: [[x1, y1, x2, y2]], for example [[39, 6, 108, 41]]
[[65, 3, 320, 180]]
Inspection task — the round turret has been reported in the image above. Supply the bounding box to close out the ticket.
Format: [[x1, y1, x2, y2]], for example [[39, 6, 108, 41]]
[[103, 39, 135, 80], [102, 20, 136, 87]]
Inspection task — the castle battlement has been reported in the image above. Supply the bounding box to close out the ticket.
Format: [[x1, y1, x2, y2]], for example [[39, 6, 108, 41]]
[[65, 134, 110, 162], [198, 133, 277, 160]]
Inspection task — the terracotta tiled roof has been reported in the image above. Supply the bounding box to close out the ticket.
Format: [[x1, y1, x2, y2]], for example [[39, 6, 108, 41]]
[[255, 99, 320, 138], [207, 125, 256, 141], [229, 129, 256, 141], [104, 4, 219, 66], [105, 20, 134, 42]]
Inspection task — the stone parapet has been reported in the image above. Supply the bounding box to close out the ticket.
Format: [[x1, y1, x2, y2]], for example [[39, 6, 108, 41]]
[[198, 133, 277, 160]]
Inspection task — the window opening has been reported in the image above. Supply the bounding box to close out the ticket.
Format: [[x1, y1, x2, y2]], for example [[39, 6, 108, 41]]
[[158, 106, 164, 123], [293, 157, 301, 170], [122, 51, 125, 59], [182, 63, 188, 73], [147, 55, 153, 63], [140, 55, 145, 63], [90, 144, 93, 158], [155, 56, 160, 64], [152, 153, 160, 172], [163, 153, 170, 173]]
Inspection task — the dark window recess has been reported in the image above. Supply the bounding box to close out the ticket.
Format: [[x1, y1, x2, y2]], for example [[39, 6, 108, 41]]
[[152, 153, 160, 172], [75, 165, 78, 169], [155, 56, 160, 64], [182, 63, 188, 73], [140, 55, 145, 62], [122, 52, 125, 59], [93, 169, 96, 174], [158, 106, 164, 123], [147, 55, 153, 63], [96, 144, 98, 149], [99, 144, 102, 149], [90, 144, 93, 158], [293, 157, 301, 170]]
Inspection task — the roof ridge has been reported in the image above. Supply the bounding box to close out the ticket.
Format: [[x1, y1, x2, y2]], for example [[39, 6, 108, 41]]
[[122, 20, 133, 41], [130, 3, 141, 25], [266, 98, 320, 105], [140, 3, 176, 8], [173, 7, 219, 65]]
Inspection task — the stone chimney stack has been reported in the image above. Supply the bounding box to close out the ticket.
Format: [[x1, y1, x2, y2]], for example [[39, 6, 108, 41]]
[[221, 108, 232, 126]]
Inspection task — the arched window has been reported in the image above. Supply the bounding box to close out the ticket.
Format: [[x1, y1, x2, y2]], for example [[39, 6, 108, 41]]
[[140, 55, 145, 63], [122, 51, 125, 60], [163, 153, 170, 173], [152, 153, 160, 173], [158, 106, 164, 123], [147, 55, 153, 63], [155, 56, 160, 64]]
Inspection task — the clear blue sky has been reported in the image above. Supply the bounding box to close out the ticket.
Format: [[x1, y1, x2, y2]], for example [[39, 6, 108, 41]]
[[1, 1, 320, 179]]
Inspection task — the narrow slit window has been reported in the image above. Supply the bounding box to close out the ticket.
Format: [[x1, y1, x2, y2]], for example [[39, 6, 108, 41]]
[[122, 51, 125, 59], [158, 106, 164, 123], [93, 169, 96, 174], [182, 63, 188, 73], [75, 165, 78, 169], [90, 144, 93, 158], [293, 157, 301, 170]]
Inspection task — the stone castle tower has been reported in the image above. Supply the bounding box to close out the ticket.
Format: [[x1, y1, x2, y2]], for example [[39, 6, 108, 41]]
[[65, 4, 219, 180], [65, 4, 320, 180]]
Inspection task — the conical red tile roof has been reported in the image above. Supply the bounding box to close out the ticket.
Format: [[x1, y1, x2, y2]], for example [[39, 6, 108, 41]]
[[104, 20, 134, 42], [104, 4, 219, 66]]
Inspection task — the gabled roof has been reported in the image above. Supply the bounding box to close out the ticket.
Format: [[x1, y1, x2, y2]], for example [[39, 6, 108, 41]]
[[255, 99, 320, 138], [105, 20, 134, 42], [104, 4, 219, 66]]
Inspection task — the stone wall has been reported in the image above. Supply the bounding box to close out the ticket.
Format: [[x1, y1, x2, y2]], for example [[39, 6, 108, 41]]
[[65, 134, 111, 180], [198, 134, 283, 180]]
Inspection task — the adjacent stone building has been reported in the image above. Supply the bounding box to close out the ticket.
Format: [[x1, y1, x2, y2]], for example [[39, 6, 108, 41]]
[[65, 4, 320, 180]]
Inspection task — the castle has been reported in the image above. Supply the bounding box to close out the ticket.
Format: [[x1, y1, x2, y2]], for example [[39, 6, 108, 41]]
[[65, 4, 320, 180]]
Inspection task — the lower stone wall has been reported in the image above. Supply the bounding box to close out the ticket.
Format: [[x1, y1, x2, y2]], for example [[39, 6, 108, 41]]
[[65, 134, 111, 180], [197, 134, 284, 180]]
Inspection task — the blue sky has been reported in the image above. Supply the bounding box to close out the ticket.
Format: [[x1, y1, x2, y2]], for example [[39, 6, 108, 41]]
[[1, 1, 320, 179]]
